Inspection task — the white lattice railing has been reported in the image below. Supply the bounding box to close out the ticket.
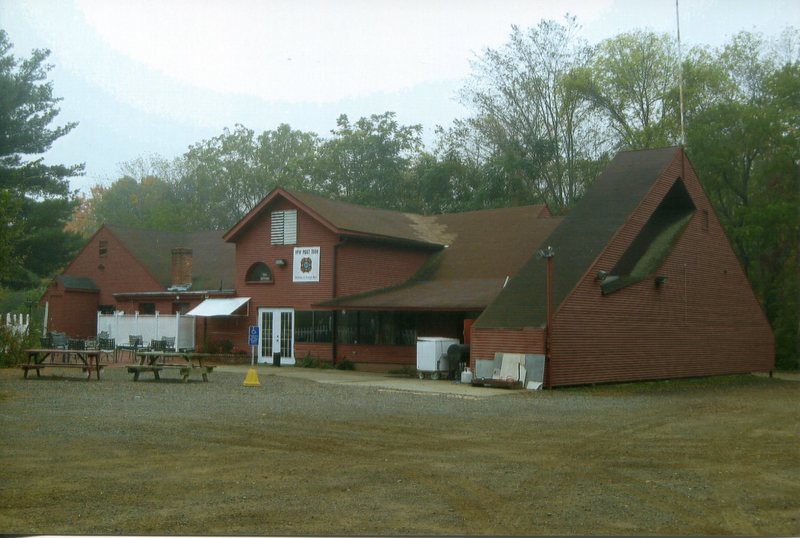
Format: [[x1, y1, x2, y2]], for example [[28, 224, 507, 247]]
[[3, 313, 30, 336], [97, 312, 195, 350]]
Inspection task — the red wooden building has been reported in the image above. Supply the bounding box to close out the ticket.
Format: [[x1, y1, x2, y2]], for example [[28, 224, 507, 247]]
[[43, 147, 774, 384], [222, 188, 558, 369], [472, 147, 774, 386], [41, 226, 235, 339]]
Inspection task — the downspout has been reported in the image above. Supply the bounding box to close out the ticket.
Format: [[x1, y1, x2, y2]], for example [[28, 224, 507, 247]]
[[545, 254, 553, 389], [331, 237, 346, 366], [536, 246, 555, 389]]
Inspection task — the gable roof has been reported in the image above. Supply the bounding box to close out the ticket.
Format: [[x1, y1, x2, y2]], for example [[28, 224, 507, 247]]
[[475, 146, 682, 328], [318, 204, 560, 310], [57, 275, 99, 292], [107, 227, 235, 290], [224, 187, 450, 247]]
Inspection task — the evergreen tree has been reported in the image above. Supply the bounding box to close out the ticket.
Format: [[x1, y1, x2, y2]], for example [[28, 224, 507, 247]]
[[0, 30, 83, 288]]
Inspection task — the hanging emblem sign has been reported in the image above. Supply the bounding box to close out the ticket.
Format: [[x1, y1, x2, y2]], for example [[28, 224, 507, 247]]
[[293, 246, 320, 282]]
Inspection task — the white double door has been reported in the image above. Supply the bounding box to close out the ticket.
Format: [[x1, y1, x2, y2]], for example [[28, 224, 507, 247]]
[[258, 308, 294, 365]]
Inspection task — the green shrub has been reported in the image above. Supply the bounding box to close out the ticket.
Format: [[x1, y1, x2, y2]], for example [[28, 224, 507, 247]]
[[0, 325, 33, 367], [299, 353, 320, 368], [218, 339, 234, 354], [335, 359, 356, 370]]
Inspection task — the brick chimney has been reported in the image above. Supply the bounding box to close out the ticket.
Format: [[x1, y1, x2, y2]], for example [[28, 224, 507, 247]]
[[171, 247, 193, 288]]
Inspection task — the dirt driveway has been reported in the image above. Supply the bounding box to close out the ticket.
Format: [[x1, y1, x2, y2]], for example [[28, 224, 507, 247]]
[[0, 366, 798, 535]]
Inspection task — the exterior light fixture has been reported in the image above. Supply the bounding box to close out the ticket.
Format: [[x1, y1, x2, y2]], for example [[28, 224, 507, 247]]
[[596, 270, 608, 281], [655, 275, 668, 287], [536, 245, 555, 260], [275, 259, 287, 267]]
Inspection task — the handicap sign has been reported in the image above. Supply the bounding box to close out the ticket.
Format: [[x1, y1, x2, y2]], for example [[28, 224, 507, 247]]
[[248, 325, 259, 346]]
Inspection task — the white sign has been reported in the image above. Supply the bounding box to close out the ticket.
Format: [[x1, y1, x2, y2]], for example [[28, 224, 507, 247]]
[[293, 246, 320, 282]]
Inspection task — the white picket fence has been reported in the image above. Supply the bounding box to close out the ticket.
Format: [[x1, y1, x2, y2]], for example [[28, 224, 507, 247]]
[[3, 313, 30, 336], [97, 312, 196, 351]]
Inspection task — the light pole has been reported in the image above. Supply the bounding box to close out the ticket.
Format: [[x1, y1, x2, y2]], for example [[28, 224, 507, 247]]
[[536, 246, 555, 389]]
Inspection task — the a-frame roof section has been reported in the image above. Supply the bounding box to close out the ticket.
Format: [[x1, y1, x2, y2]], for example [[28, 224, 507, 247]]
[[475, 146, 681, 329], [224, 187, 447, 248]]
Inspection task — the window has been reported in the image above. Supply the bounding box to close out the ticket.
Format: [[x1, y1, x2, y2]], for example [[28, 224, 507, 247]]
[[98, 304, 115, 314], [271, 210, 297, 245], [246, 262, 273, 283], [602, 178, 696, 295], [336, 311, 417, 345], [295, 311, 333, 343], [172, 302, 189, 315], [99, 240, 108, 257], [138, 303, 156, 315]]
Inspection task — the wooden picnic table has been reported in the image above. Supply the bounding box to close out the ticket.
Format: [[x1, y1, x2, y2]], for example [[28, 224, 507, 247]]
[[129, 351, 215, 382], [20, 348, 106, 380]]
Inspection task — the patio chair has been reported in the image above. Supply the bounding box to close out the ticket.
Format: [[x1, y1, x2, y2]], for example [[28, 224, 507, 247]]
[[98, 336, 117, 362], [116, 335, 145, 363], [162, 336, 176, 352], [50, 332, 68, 349]]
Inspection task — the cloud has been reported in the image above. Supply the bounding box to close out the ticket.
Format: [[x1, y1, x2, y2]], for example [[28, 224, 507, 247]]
[[74, 0, 611, 103]]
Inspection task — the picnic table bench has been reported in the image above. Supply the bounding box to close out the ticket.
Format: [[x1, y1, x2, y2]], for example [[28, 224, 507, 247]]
[[20, 348, 106, 380], [130, 351, 215, 382]]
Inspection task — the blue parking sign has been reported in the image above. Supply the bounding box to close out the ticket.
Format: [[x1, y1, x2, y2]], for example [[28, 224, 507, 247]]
[[248, 325, 259, 346]]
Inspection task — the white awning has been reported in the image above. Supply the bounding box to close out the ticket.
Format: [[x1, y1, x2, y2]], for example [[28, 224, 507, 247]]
[[186, 297, 250, 317]]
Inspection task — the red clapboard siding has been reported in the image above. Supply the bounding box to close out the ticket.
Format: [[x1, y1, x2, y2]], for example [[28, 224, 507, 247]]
[[469, 327, 545, 369], [336, 241, 430, 298], [337, 344, 416, 365], [230, 197, 434, 357], [548, 152, 774, 387], [43, 227, 165, 334]]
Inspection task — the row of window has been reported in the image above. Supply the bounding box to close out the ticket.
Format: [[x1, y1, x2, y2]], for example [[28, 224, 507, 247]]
[[97, 306, 417, 346], [295, 310, 417, 346]]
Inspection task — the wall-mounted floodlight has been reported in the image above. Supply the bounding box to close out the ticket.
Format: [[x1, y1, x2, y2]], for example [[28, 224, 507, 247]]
[[655, 275, 668, 287], [596, 270, 608, 281], [536, 246, 555, 260], [275, 259, 287, 267]]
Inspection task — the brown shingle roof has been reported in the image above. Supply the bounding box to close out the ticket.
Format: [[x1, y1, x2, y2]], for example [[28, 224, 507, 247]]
[[108, 227, 235, 290], [318, 205, 561, 310], [57, 275, 98, 291], [226, 188, 451, 247], [475, 146, 681, 329], [290, 190, 451, 246]]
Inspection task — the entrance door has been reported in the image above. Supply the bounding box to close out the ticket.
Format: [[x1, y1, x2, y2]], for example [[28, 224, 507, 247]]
[[258, 308, 294, 365]]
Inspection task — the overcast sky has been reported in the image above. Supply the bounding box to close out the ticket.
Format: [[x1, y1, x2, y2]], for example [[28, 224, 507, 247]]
[[2, 0, 798, 194]]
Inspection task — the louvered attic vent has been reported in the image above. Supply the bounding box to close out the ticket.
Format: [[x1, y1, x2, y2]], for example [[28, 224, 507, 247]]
[[271, 209, 297, 245]]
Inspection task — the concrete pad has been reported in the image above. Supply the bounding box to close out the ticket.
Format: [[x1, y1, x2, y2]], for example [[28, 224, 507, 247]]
[[214, 365, 522, 398]]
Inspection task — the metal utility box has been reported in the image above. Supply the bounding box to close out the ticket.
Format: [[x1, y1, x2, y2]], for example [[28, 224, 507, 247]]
[[416, 337, 460, 379]]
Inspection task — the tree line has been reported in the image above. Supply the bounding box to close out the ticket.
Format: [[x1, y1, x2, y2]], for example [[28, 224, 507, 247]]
[[1, 20, 797, 368]]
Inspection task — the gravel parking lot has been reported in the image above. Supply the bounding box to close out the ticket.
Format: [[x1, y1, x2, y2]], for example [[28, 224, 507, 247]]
[[0, 365, 798, 535]]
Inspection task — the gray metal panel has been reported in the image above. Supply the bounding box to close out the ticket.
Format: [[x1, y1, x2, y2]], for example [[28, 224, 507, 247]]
[[475, 359, 495, 380], [524, 354, 546, 384]]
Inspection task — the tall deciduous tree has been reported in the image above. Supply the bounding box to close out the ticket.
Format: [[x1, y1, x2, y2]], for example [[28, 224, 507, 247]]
[[570, 30, 679, 149], [459, 17, 598, 213], [316, 112, 423, 210], [175, 124, 320, 229], [0, 30, 83, 288]]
